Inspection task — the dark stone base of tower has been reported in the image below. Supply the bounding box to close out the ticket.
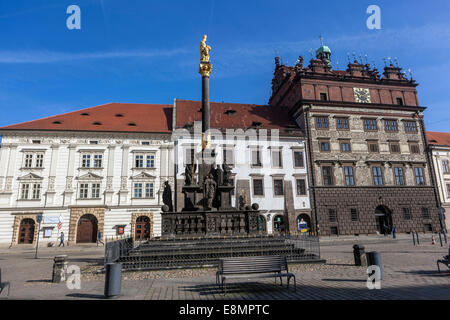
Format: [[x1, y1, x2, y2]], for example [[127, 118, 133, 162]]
[[314, 186, 440, 236]]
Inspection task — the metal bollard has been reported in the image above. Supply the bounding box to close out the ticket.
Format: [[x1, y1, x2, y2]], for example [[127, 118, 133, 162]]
[[439, 232, 443, 247], [366, 251, 383, 280], [412, 232, 416, 246], [52, 255, 68, 283], [416, 232, 420, 245], [104, 263, 122, 298], [353, 244, 367, 266]]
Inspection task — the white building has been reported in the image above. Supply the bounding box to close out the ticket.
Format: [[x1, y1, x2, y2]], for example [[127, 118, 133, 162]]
[[0, 103, 174, 246], [428, 131, 450, 231], [172, 99, 311, 234]]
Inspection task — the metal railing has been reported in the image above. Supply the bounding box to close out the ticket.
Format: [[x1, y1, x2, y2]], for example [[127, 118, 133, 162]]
[[105, 234, 321, 271]]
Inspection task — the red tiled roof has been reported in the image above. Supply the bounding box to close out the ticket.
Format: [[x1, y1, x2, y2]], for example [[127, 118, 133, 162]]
[[427, 131, 450, 146], [175, 99, 301, 133], [0, 103, 173, 133]]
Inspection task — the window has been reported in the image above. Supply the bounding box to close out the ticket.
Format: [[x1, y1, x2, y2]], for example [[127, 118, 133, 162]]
[[404, 121, 418, 133], [133, 183, 154, 198], [20, 184, 30, 199], [91, 183, 101, 198], [20, 183, 41, 200], [24, 154, 33, 168], [442, 160, 449, 173], [368, 141, 379, 153], [340, 141, 351, 153], [414, 167, 425, 185], [396, 97, 404, 106], [372, 167, 383, 185], [410, 143, 420, 154], [293, 151, 304, 168], [251, 149, 262, 167], [24, 153, 44, 168], [344, 166, 355, 186], [389, 142, 401, 154], [403, 208, 412, 220], [320, 141, 330, 152], [328, 209, 337, 222], [146, 154, 155, 168], [336, 118, 349, 130], [32, 184, 41, 200], [363, 119, 377, 131], [89, 140, 98, 145], [394, 167, 405, 186], [320, 93, 328, 101], [223, 149, 234, 166], [422, 207, 430, 220], [135, 155, 143, 168], [350, 209, 358, 221], [385, 120, 399, 132], [93, 155, 103, 168], [447, 184, 450, 198], [273, 179, 284, 196], [32, 140, 41, 144], [253, 179, 264, 196], [141, 141, 150, 145], [296, 179, 306, 195], [315, 116, 328, 129], [271, 150, 283, 168], [322, 166, 333, 186], [79, 183, 89, 199], [81, 154, 91, 168]]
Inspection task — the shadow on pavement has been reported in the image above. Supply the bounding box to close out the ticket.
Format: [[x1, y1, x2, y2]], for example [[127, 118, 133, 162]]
[[66, 293, 106, 299]]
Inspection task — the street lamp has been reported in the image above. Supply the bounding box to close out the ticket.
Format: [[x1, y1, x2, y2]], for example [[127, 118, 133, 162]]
[[34, 214, 43, 259]]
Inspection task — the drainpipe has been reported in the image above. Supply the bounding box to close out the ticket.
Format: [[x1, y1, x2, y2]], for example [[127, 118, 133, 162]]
[[304, 104, 319, 235]]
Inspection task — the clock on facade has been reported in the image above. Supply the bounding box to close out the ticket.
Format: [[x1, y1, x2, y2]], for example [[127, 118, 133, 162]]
[[353, 88, 371, 103]]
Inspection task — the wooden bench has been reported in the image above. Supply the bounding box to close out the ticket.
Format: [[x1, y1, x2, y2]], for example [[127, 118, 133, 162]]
[[437, 247, 450, 273], [216, 255, 296, 294]]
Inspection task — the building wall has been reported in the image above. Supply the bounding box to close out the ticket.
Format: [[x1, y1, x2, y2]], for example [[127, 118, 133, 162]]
[[430, 146, 450, 231], [0, 131, 173, 245]]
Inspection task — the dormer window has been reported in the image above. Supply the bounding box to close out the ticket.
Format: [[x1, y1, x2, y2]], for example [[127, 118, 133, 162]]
[[396, 97, 404, 106], [320, 93, 328, 101]]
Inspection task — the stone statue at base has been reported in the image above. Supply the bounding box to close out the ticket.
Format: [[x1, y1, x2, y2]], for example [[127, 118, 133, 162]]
[[162, 181, 173, 212]]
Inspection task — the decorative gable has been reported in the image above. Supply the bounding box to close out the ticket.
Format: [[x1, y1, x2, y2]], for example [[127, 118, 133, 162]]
[[131, 172, 156, 180], [77, 172, 103, 181], [17, 173, 43, 181]]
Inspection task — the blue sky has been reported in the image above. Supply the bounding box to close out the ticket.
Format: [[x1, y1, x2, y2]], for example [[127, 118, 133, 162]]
[[0, 0, 449, 131]]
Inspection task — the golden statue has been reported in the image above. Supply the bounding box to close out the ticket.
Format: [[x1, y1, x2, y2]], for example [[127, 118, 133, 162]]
[[199, 34, 213, 76], [200, 34, 211, 62]]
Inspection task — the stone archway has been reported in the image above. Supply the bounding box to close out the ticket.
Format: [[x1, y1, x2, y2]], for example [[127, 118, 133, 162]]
[[375, 205, 393, 235], [296, 214, 311, 233], [68, 207, 105, 245], [76, 214, 98, 243], [11, 214, 39, 246], [130, 212, 154, 241]]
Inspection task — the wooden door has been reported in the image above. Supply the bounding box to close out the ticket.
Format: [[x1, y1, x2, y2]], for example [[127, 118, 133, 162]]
[[18, 218, 35, 244], [76, 214, 98, 243], [135, 216, 150, 240]]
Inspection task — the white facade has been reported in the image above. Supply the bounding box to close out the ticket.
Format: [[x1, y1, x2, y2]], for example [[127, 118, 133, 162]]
[[430, 145, 450, 231], [173, 127, 311, 234], [0, 131, 173, 245]]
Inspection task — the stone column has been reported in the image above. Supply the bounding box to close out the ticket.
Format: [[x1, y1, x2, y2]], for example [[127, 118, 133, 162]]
[[46, 144, 59, 205], [63, 144, 76, 205], [119, 144, 130, 204], [105, 145, 116, 205], [4, 144, 18, 193], [0, 144, 11, 192]]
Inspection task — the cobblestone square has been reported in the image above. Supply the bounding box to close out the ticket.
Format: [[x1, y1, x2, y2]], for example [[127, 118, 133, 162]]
[[0, 234, 448, 300]]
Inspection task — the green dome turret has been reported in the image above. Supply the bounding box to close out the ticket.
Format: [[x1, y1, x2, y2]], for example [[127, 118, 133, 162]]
[[315, 36, 332, 68]]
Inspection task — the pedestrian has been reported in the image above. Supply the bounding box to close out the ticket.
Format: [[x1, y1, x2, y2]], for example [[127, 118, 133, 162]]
[[392, 225, 397, 239], [97, 231, 104, 246], [58, 231, 65, 247], [383, 223, 388, 236]]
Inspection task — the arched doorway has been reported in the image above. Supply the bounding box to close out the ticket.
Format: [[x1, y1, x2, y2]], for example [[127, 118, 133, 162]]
[[135, 216, 151, 240], [18, 218, 35, 244], [297, 214, 311, 233], [273, 215, 285, 232], [375, 206, 393, 235], [76, 214, 98, 243], [258, 215, 266, 232]]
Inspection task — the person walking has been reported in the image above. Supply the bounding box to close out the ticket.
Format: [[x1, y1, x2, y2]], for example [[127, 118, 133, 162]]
[[97, 231, 104, 246], [392, 225, 397, 239], [58, 232, 65, 247]]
